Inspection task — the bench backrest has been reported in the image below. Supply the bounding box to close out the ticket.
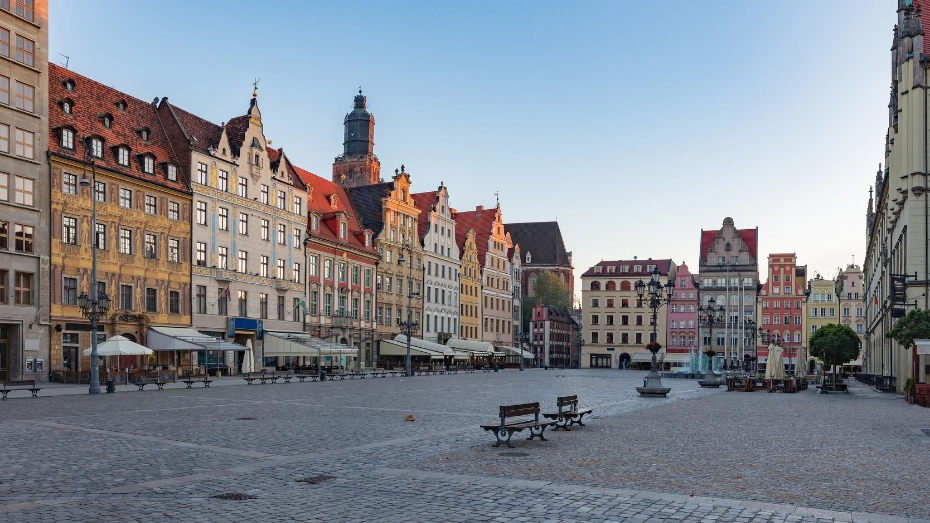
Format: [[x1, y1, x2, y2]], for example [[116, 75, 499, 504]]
[[4, 380, 36, 388], [556, 395, 578, 411], [500, 402, 540, 421]]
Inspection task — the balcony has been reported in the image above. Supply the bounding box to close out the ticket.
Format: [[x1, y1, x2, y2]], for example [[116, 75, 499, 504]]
[[273, 278, 290, 291], [331, 312, 354, 327], [212, 268, 233, 282]]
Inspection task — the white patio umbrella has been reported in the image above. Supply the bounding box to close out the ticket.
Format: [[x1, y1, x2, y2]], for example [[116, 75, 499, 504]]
[[83, 335, 153, 384], [764, 344, 785, 379], [242, 339, 255, 374]]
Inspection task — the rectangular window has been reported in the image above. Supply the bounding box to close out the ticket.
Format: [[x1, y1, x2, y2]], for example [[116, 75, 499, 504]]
[[325, 293, 332, 316], [14, 35, 33, 67], [218, 208, 228, 230], [260, 256, 268, 277], [196, 285, 206, 314], [14, 175, 33, 205], [218, 287, 228, 316], [309, 255, 318, 277], [169, 291, 180, 314], [353, 265, 359, 285], [238, 290, 247, 317], [259, 293, 268, 319], [14, 224, 33, 252], [167, 164, 177, 181], [197, 163, 207, 185], [260, 185, 269, 204], [293, 298, 301, 322], [119, 187, 132, 208], [0, 172, 5, 201], [276, 259, 285, 279], [365, 299, 371, 321], [168, 201, 179, 220], [292, 196, 301, 215], [277, 190, 286, 209], [0, 221, 8, 249], [195, 242, 206, 266], [218, 246, 228, 269], [63, 276, 77, 305], [238, 251, 248, 273], [0, 75, 7, 106], [95, 223, 106, 250], [310, 290, 318, 315], [62, 216, 77, 244], [14, 271, 31, 305], [277, 224, 285, 244], [237, 176, 248, 197], [293, 262, 301, 283], [339, 262, 347, 283], [146, 288, 157, 312], [365, 268, 371, 287], [239, 213, 248, 235], [0, 29, 6, 57], [116, 148, 129, 166], [13, 128, 33, 158], [0, 124, 7, 153], [218, 170, 228, 191], [145, 194, 157, 214], [62, 172, 77, 195], [196, 202, 207, 225], [168, 238, 179, 263], [119, 284, 133, 310], [144, 233, 156, 258], [14, 81, 33, 112], [277, 296, 285, 320], [293, 228, 300, 248], [261, 219, 269, 240], [15, 0, 35, 22]]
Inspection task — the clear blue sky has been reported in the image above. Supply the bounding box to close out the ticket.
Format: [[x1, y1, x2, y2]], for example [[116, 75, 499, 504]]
[[50, 0, 894, 297]]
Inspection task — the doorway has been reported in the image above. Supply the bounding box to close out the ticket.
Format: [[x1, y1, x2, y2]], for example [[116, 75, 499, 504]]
[[0, 325, 9, 381], [62, 332, 80, 371]]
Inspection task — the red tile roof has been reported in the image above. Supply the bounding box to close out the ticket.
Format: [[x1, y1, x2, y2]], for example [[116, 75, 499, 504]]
[[292, 165, 375, 254], [453, 205, 498, 268], [224, 115, 249, 157], [163, 100, 222, 153], [411, 190, 438, 246], [48, 63, 187, 193], [580, 259, 674, 278], [915, 0, 930, 56]]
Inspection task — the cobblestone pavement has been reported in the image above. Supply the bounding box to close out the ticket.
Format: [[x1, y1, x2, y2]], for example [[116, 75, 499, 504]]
[[1, 369, 928, 522]]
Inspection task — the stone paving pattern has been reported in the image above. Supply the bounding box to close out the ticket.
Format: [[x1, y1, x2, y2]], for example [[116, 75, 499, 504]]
[[0, 369, 928, 522]]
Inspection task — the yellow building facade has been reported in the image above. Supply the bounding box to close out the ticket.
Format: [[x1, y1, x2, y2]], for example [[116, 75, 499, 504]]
[[804, 275, 838, 374], [458, 229, 481, 340]]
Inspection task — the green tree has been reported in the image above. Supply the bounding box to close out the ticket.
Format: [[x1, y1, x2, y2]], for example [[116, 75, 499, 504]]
[[885, 309, 930, 383], [809, 323, 861, 385], [521, 272, 572, 331]]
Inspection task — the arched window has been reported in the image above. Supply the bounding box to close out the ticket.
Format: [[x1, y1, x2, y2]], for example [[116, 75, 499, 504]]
[[590, 281, 601, 291], [620, 281, 631, 291], [606, 281, 616, 291]]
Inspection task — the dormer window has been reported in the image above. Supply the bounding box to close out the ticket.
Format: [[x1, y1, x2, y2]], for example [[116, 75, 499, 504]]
[[102, 114, 112, 128], [365, 233, 371, 247], [89, 138, 103, 158], [116, 100, 126, 112], [138, 128, 150, 141], [60, 128, 74, 149], [340, 221, 347, 239], [141, 155, 154, 174], [62, 100, 72, 114], [525, 252, 531, 264], [311, 214, 319, 231], [166, 164, 177, 181], [116, 147, 129, 166], [64, 80, 74, 92]]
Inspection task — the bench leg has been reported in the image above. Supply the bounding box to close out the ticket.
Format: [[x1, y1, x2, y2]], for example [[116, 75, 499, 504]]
[[186, 383, 193, 389], [1, 391, 7, 400], [527, 425, 549, 442], [31, 390, 39, 398], [137, 385, 145, 391], [203, 382, 211, 388], [157, 384, 165, 390], [552, 414, 571, 431], [493, 428, 516, 448], [568, 413, 587, 427]]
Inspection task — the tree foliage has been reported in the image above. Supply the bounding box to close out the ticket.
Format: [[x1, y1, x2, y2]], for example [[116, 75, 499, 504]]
[[521, 272, 572, 331], [885, 308, 930, 349], [808, 323, 861, 366]]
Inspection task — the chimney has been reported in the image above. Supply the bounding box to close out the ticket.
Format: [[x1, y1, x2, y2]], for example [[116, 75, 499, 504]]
[[476, 205, 484, 216]]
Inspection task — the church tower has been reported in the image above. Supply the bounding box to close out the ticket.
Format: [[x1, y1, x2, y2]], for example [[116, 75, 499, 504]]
[[332, 89, 381, 187]]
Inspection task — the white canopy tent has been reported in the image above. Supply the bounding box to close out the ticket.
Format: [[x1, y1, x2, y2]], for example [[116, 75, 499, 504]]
[[262, 332, 357, 367], [496, 345, 534, 359], [147, 327, 248, 353], [393, 335, 469, 360], [447, 338, 495, 357], [379, 339, 446, 360]]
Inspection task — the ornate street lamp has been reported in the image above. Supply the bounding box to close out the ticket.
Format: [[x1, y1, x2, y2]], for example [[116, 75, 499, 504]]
[[519, 331, 528, 371], [744, 319, 757, 372], [395, 239, 420, 377], [634, 267, 674, 397], [78, 139, 111, 394], [697, 297, 726, 387]]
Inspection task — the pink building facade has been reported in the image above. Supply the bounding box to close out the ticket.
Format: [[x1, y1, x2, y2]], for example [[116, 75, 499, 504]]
[[667, 262, 698, 355]]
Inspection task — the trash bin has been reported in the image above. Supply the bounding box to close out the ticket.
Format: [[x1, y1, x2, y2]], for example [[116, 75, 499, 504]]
[[319, 369, 327, 381], [105, 379, 115, 393], [493, 366, 499, 372]]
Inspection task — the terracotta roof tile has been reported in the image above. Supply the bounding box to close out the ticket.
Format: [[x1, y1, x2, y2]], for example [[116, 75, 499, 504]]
[[224, 115, 249, 157], [700, 228, 757, 262], [293, 166, 374, 252], [346, 183, 394, 236], [410, 190, 438, 245], [453, 206, 497, 268], [505, 221, 570, 267], [580, 259, 674, 278], [48, 63, 187, 193]]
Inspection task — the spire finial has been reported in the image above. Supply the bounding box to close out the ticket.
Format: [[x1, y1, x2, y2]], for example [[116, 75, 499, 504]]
[[252, 78, 260, 98], [495, 191, 499, 207]]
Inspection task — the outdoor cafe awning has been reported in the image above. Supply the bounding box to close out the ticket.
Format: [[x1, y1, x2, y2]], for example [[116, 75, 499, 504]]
[[147, 326, 248, 352], [631, 352, 656, 363], [263, 332, 357, 357], [379, 339, 445, 360], [446, 338, 494, 356], [662, 353, 691, 363], [393, 335, 470, 360], [497, 345, 533, 359]]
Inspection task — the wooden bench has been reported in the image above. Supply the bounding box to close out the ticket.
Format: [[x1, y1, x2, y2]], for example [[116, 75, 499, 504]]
[[293, 372, 319, 383], [181, 374, 213, 388], [542, 395, 593, 431], [1, 380, 42, 400], [346, 370, 368, 379], [135, 377, 167, 391], [479, 402, 557, 448]]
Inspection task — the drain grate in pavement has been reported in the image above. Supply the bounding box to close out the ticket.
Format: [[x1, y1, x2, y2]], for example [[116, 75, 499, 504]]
[[235, 417, 257, 421], [296, 475, 335, 484], [499, 452, 529, 457], [211, 493, 257, 500]]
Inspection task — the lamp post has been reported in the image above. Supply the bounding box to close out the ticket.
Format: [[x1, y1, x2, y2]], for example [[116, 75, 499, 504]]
[[78, 140, 111, 395], [519, 331, 528, 371], [758, 327, 770, 374], [395, 239, 419, 377], [697, 297, 725, 387], [744, 319, 756, 373], [634, 267, 674, 397]]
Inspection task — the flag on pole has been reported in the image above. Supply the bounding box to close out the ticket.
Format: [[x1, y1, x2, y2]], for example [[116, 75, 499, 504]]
[[222, 284, 231, 301], [299, 299, 307, 310], [873, 293, 878, 305]]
